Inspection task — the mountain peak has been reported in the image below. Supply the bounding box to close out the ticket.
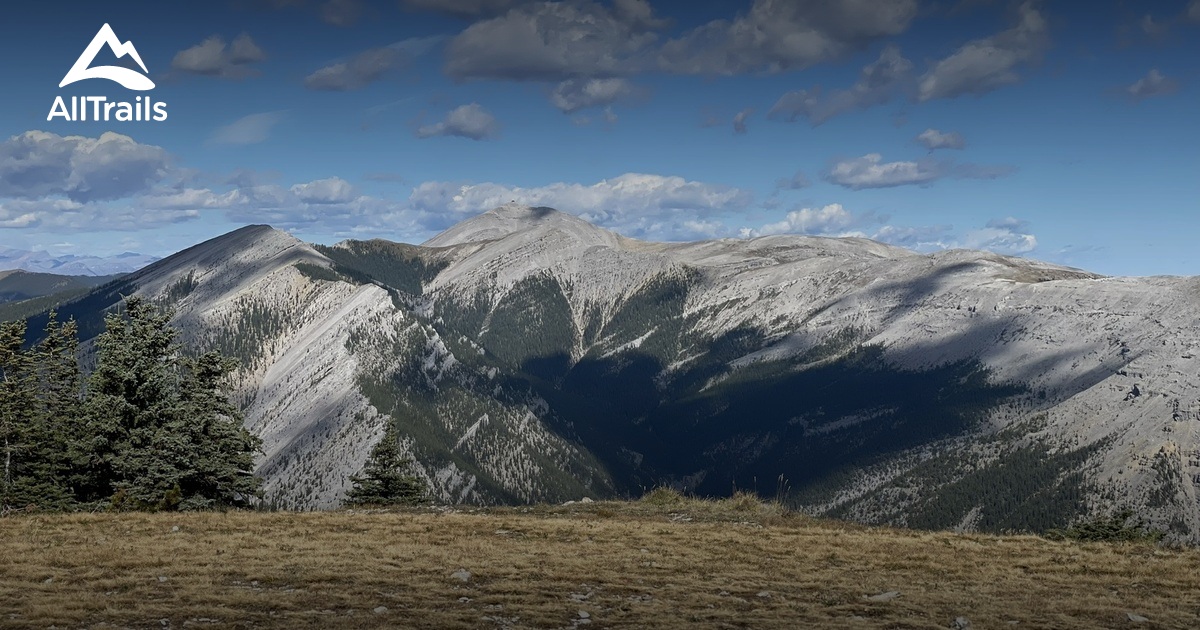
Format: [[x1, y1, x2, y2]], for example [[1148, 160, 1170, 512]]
[[423, 204, 616, 248]]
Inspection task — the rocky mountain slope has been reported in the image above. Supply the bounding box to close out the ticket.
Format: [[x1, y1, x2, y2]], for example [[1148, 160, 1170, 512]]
[[18, 204, 1200, 540]]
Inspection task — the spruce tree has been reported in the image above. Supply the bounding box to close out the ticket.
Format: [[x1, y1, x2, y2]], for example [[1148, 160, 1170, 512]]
[[0, 315, 85, 510], [0, 320, 36, 510], [82, 297, 262, 510], [346, 422, 426, 506]]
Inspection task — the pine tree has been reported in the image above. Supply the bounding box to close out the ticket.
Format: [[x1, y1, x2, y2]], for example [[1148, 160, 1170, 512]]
[[346, 422, 426, 506], [28, 312, 83, 509], [0, 320, 36, 510], [0, 314, 85, 511], [81, 297, 262, 510]]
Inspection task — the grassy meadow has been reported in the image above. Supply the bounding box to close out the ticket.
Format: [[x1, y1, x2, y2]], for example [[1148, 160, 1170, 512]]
[[2, 493, 1198, 629]]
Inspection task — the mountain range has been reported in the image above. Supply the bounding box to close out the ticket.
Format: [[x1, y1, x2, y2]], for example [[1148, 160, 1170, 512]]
[[0, 246, 157, 276], [15, 204, 1200, 541]]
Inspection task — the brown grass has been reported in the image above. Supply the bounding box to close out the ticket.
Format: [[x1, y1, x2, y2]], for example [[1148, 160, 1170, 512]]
[[2, 495, 1199, 629]]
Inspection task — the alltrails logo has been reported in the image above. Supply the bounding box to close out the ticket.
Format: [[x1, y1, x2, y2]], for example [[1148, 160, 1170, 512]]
[[48, 24, 168, 122]]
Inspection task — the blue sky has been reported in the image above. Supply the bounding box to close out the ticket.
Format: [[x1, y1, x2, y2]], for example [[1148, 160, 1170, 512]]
[[0, 0, 1196, 276]]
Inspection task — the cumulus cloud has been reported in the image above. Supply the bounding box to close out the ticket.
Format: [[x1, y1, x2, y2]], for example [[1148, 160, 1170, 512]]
[[961, 217, 1037, 254], [171, 33, 266, 79], [769, 45, 913, 124], [660, 0, 917, 75], [824, 153, 1013, 189], [0, 196, 201, 232], [0, 131, 171, 202], [416, 104, 500, 140], [732, 108, 753, 134], [1124, 69, 1179, 100], [549, 78, 637, 113], [918, 2, 1048, 101], [290, 177, 357, 204], [750, 204, 865, 237], [825, 153, 940, 189], [304, 47, 403, 91], [408, 173, 753, 238], [916, 128, 966, 150], [444, 0, 660, 81], [208, 112, 286, 146]]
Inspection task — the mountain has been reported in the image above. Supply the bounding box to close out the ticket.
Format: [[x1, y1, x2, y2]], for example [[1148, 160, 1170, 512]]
[[0, 246, 158, 276], [15, 205, 1200, 541], [0, 270, 122, 303]]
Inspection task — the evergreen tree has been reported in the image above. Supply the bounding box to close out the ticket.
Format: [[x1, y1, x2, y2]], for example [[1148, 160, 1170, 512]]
[[0, 320, 37, 510], [1, 314, 85, 510], [346, 422, 426, 506], [81, 297, 262, 510], [24, 313, 82, 509]]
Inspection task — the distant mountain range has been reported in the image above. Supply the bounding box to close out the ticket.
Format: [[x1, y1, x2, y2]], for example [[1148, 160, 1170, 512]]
[[11, 205, 1200, 542], [0, 246, 157, 276]]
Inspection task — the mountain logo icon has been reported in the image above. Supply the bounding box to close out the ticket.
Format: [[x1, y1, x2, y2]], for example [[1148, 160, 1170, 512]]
[[59, 24, 155, 91]]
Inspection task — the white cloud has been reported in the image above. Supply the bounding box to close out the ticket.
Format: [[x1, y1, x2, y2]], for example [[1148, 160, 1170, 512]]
[[961, 217, 1037, 254], [825, 153, 941, 189], [444, 0, 659, 81], [416, 104, 500, 140], [208, 112, 286, 146], [171, 33, 266, 79], [825, 153, 1013, 189], [916, 128, 966, 150], [1125, 69, 1179, 100], [769, 45, 913, 124], [918, 2, 1047, 101], [290, 177, 357, 204], [550, 78, 637, 113], [751, 204, 862, 236], [0, 131, 171, 202], [660, 0, 917, 75]]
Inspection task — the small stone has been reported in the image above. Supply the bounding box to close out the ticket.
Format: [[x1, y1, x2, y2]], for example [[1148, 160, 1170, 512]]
[[451, 569, 472, 583], [251, 581, 259, 587], [952, 617, 971, 629], [1127, 613, 1149, 623], [42, 577, 53, 584], [159, 620, 168, 627], [562, 500, 576, 506], [373, 607, 388, 614], [458, 597, 472, 603], [718, 590, 730, 597], [580, 497, 594, 503], [171, 526, 179, 532], [864, 591, 900, 602], [756, 591, 771, 598], [578, 611, 590, 619], [157, 576, 168, 583]]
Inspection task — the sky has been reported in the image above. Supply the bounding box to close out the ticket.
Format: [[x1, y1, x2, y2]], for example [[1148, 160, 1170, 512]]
[[0, 0, 1196, 276]]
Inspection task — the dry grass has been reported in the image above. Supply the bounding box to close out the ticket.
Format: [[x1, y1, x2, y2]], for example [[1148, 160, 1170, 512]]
[[2, 494, 1199, 629]]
